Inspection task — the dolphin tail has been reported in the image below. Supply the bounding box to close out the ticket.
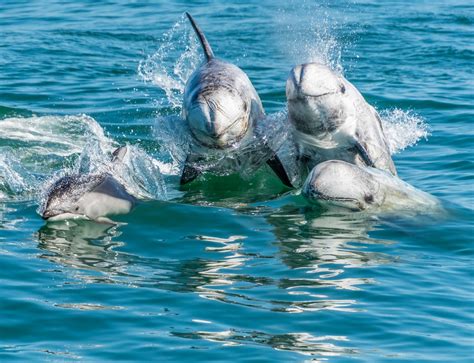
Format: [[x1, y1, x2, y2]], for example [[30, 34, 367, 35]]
[[185, 12, 214, 61]]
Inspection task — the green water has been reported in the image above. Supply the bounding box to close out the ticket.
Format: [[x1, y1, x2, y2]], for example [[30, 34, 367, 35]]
[[0, 1, 473, 361]]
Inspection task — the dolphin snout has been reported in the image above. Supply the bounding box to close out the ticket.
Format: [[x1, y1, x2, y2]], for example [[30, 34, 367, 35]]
[[41, 210, 56, 220]]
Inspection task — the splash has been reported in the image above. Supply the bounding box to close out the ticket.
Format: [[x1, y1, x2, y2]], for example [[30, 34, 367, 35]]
[[151, 110, 299, 183], [0, 115, 167, 204], [379, 108, 430, 154], [0, 149, 38, 201], [152, 115, 192, 176], [302, 17, 344, 74], [0, 114, 113, 172], [138, 14, 202, 110], [110, 144, 167, 201], [39, 141, 167, 207], [276, 3, 348, 74]]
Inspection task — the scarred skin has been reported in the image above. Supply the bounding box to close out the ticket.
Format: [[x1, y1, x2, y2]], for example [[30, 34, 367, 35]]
[[180, 13, 292, 187], [286, 62, 396, 176], [183, 58, 264, 150]]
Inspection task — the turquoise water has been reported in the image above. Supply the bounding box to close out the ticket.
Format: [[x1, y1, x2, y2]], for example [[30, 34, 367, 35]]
[[1, 0, 473, 361]]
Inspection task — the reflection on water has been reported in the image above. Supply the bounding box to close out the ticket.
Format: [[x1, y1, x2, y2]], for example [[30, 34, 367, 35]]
[[268, 205, 394, 271], [172, 329, 356, 359], [35, 205, 394, 359], [37, 221, 127, 278]]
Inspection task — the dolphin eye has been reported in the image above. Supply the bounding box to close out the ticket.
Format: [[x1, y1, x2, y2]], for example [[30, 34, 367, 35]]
[[364, 194, 374, 204], [75, 206, 80, 211], [340, 84, 346, 94]]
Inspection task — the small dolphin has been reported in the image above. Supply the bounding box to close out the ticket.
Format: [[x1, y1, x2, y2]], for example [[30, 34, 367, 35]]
[[303, 160, 439, 212], [181, 13, 292, 187], [286, 63, 396, 176], [39, 146, 136, 222]]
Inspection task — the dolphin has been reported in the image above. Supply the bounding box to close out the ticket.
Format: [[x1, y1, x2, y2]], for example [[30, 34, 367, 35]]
[[286, 63, 396, 176], [302, 160, 439, 212], [39, 146, 137, 222], [181, 13, 292, 187]]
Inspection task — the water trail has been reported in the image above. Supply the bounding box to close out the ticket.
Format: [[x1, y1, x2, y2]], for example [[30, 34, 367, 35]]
[[0, 114, 112, 172], [0, 115, 111, 201], [0, 115, 167, 204]]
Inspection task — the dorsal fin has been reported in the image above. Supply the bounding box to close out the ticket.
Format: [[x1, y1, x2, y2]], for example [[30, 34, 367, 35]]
[[111, 146, 128, 163], [185, 12, 214, 62]]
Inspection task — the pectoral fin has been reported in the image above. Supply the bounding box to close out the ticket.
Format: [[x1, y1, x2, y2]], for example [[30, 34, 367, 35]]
[[266, 154, 293, 188], [180, 154, 202, 185], [354, 141, 375, 168]]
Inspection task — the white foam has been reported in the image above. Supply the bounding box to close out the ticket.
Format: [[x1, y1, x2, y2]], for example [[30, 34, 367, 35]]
[[0, 114, 108, 157], [379, 108, 430, 154], [0, 114, 168, 204]]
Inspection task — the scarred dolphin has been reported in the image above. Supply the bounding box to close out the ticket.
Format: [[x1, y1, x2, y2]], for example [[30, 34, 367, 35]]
[[286, 63, 396, 176], [181, 13, 292, 187]]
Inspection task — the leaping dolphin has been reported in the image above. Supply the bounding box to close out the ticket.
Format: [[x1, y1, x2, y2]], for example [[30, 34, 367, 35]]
[[286, 63, 396, 176], [39, 146, 137, 222], [181, 13, 293, 187]]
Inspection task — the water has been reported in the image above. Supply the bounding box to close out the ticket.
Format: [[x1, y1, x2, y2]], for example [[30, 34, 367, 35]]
[[0, 0, 473, 361]]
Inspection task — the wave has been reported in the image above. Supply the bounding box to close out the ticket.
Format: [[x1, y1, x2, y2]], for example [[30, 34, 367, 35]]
[[0, 115, 167, 204]]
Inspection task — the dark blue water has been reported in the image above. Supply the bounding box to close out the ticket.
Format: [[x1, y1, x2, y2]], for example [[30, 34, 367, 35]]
[[0, 1, 473, 361]]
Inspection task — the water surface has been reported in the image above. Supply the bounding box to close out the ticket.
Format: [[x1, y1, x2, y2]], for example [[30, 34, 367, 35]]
[[0, 1, 473, 361]]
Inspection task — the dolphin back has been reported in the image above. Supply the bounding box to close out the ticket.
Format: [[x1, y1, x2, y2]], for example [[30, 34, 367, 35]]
[[186, 12, 214, 61]]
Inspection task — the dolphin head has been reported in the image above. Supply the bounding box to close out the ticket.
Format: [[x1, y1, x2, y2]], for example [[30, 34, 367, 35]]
[[39, 174, 96, 221], [40, 173, 136, 222], [303, 160, 383, 211], [286, 63, 348, 134], [40, 146, 136, 222], [184, 87, 252, 149]]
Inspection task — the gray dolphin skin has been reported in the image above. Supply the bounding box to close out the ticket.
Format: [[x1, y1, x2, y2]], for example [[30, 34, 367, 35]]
[[286, 63, 396, 176], [302, 160, 439, 212], [181, 13, 292, 187], [39, 146, 137, 222]]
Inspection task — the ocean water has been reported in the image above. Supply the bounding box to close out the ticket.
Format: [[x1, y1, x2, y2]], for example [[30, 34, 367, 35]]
[[0, 0, 473, 361]]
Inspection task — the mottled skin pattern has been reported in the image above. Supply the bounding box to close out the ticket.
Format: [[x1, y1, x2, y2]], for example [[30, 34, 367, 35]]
[[286, 63, 396, 177], [41, 174, 106, 218], [39, 146, 137, 221], [40, 172, 137, 221]]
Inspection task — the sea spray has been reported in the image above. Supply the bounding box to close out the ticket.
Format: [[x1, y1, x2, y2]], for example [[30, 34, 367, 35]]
[[138, 14, 201, 110]]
